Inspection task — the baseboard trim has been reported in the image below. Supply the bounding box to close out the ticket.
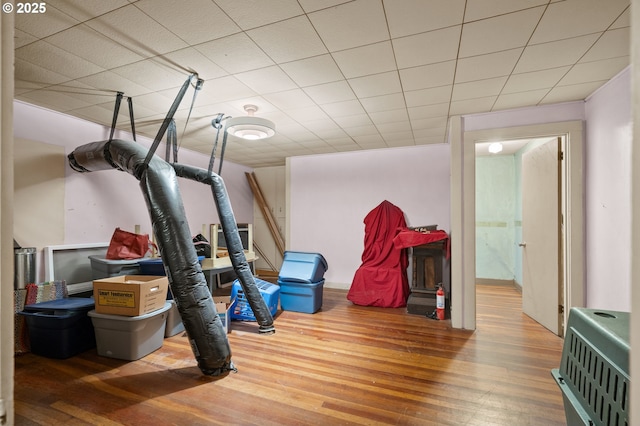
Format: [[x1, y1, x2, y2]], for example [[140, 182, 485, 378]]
[[324, 281, 350, 290], [476, 278, 516, 287]]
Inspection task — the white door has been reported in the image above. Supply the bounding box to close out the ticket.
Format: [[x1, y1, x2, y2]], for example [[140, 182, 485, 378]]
[[521, 138, 562, 335]]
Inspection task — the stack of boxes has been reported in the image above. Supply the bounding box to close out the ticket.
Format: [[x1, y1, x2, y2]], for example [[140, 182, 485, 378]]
[[277, 251, 328, 314], [89, 272, 171, 361]]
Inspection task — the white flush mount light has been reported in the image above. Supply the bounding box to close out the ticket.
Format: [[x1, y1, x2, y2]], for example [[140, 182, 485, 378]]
[[488, 142, 503, 154], [225, 104, 275, 140]]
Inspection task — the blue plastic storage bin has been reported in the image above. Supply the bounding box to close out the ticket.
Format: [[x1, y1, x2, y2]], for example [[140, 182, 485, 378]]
[[278, 279, 324, 314], [19, 297, 96, 359], [230, 278, 279, 321], [278, 251, 328, 283]]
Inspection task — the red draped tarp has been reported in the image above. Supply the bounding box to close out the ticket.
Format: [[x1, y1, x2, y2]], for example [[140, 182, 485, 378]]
[[393, 229, 450, 259], [347, 200, 409, 308]]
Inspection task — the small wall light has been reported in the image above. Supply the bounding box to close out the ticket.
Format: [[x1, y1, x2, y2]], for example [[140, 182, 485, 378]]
[[488, 142, 503, 154], [225, 104, 275, 140]]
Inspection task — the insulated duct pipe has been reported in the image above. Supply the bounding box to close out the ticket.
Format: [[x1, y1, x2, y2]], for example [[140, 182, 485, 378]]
[[171, 163, 275, 331], [68, 139, 241, 375]]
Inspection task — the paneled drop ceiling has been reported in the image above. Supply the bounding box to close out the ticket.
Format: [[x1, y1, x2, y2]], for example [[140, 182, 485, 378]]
[[14, 0, 630, 168]]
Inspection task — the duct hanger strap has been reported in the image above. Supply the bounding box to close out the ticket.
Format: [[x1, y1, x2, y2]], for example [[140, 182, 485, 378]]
[[165, 119, 178, 163], [143, 73, 203, 168], [108, 92, 137, 142], [128, 96, 136, 141]]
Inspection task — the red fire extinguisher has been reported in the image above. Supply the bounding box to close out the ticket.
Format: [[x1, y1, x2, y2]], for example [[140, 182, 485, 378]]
[[436, 285, 445, 320]]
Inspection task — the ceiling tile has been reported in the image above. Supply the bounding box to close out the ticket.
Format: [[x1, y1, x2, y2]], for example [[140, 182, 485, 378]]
[[369, 109, 409, 124], [459, 7, 544, 57], [405, 85, 452, 107], [411, 116, 449, 130], [235, 66, 298, 94], [559, 57, 630, 86], [502, 67, 571, 94], [580, 28, 631, 62], [280, 55, 343, 87], [135, 0, 239, 45], [349, 72, 402, 98], [213, 0, 304, 30], [455, 49, 522, 83], [303, 81, 356, 104], [84, 5, 188, 56], [111, 60, 189, 92], [285, 105, 330, 122], [332, 42, 396, 79], [248, 16, 327, 63], [332, 114, 374, 128], [320, 100, 366, 117], [449, 96, 497, 115], [360, 93, 406, 113], [611, 7, 631, 28], [384, 0, 466, 38], [73, 71, 153, 97], [464, 0, 548, 22], [353, 134, 386, 146], [264, 89, 316, 110], [18, 87, 94, 112], [393, 26, 461, 69], [529, 0, 629, 44], [298, 0, 352, 13], [14, 59, 69, 89], [408, 103, 450, 120], [14, 29, 38, 48], [514, 34, 600, 74], [15, 4, 79, 38], [541, 81, 606, 104], [195, 75, 257, 103], [161, 48, 229, 82], [45, 0, 129, 21], [308, 0, 388, 52], [493, 89, 549, 110], [195, 33, 274, 74], [452, 77, 508, 101], [399, 61, 456, 91], [15, 41, 105, 80], [344, 125, 380, 137], [45, 24, 144, 69]]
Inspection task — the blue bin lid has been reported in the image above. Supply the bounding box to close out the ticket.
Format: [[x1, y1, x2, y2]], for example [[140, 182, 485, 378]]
[[24, 297, 95, 312]]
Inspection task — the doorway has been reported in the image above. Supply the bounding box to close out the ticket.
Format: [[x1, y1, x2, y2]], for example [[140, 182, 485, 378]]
[[475, 136, 565, 336], [449, 119, 584, 331]]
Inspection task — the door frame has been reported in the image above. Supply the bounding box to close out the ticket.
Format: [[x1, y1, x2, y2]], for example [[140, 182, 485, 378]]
[[450, 118, 585, 330]]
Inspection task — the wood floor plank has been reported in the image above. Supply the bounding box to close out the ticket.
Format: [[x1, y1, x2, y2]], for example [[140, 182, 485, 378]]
[[14, 284, 566, 425]]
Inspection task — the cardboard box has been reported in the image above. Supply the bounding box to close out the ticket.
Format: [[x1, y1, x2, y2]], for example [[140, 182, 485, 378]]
[[93, 275, 168, 316], [213, 296, 233, 333]]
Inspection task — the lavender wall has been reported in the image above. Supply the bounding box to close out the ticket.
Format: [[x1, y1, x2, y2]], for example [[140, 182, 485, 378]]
[[289, 144, 451, 288], [584, 67, 632, 311], [13, 100, 254, 265]]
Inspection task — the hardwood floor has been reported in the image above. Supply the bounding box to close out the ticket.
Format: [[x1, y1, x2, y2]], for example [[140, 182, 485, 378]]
[[14, 284, 566, 425]]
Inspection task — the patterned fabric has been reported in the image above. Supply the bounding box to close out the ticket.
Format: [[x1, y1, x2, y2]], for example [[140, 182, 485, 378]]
[[15, 280, 68, 355]]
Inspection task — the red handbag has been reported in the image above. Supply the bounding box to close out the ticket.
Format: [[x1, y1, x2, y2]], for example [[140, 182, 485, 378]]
[[106, 227, 155, 260]]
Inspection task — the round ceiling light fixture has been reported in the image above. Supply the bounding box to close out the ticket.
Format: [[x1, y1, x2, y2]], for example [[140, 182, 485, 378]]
[[225, 104, 275, 140], [488, 142, 503, 154]]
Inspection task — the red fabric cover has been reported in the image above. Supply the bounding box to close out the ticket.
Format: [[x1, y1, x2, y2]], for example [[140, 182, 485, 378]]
[[347, 200, 409, 308], [393, 229, 450, 259]]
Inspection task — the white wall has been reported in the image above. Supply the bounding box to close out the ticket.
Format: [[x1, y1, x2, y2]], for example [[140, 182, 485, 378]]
[[584, 68, 632, 311], [13, 101, 254, 279], [289, 144, 450, 288]]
